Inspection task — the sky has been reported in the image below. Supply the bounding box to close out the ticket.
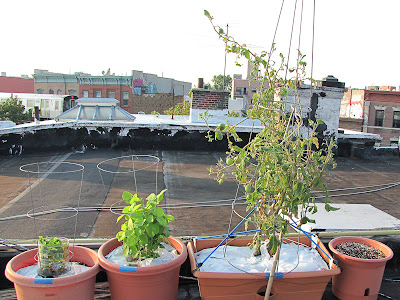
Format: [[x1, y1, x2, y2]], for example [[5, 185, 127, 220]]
[[1, 0, 399, 90]]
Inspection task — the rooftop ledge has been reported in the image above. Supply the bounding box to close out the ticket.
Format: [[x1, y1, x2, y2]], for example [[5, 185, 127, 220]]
[[0, 114, 264, 135]]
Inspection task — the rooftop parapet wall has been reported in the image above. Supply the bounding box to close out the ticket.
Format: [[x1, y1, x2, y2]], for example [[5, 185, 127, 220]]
[[283, 85, 346, 139]]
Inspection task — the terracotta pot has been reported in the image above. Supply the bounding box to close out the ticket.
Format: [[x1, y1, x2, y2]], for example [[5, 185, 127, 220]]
[[188, 236, 340, 300], [328, 236, 393, 300], [5, 246, 100, 300], [98, 236, 187, 300]]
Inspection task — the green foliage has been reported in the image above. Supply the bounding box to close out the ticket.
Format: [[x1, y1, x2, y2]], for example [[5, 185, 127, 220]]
[[37, 236, 69, 277], [202, 10, 337, 256], [228, 110, 240, 117], [116, 189, 174, 260], [163, 100, 191, 115], [0, 95, 34, 124], [210, 74, 232, 91]]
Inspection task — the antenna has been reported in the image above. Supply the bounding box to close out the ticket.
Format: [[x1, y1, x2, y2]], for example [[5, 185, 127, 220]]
[[223, 23, 229, 90]]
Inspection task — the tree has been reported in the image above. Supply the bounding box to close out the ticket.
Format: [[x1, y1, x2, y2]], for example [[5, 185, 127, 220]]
[[163, 100, 190, 115], [0, 95, 34, 124], [211, 74, 232, 91]]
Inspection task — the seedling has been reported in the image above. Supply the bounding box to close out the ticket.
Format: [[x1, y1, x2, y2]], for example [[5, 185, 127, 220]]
[[37, 236, 70, 278], [116, 189, 174, 262]]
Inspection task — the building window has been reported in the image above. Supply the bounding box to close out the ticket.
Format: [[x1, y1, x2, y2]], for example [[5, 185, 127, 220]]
[[251, 88, 257, 93], [82, 90, 89, 98], [57, 89, 63, 95], [95, 90, 102, 98], [375, 109, 384, 127], [122, 92, 129, 106], [68, 89, 76, 96], [108, 90, 115, 98], [37, 89, 44, 94], [393, 111, 400, 128], [49, 89, 54, 94]]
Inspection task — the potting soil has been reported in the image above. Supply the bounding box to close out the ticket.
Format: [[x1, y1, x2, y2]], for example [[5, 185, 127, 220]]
[[106, 242, 179, 266], [195, 241, 328, 273]]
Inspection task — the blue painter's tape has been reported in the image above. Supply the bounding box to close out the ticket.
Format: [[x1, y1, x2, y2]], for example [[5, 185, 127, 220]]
[[119, 265, 137, 272], [265, 272, 284, 279], [34, 278, 54, 285]]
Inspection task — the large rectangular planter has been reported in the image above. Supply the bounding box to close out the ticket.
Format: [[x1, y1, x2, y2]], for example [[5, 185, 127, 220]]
[[188, 236, 340, 300]]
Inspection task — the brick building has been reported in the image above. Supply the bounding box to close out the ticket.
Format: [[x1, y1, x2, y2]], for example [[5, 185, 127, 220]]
[[0, 75, 34, 93], [78, 75, 133, 112], [231, 61, 265, 111], [33, 69, 83, 96], [340, 88, 400, 146], [33, 69, 191, 114]]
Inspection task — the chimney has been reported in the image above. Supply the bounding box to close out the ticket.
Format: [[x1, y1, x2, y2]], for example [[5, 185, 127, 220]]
[[198, 78, 204, 89], [190, 88, 230, 123]]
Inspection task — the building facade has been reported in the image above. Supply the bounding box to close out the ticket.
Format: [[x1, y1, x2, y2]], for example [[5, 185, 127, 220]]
[[340, 88, 400, 146], [0, 75, 34, 93], [78, 75, 133, 112], [231, 61, 265, 111], [33, 69, 192, 114], [33, 69, 83, 96]]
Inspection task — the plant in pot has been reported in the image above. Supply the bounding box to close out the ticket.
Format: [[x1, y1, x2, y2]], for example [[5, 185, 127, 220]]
[[5, 236, 100, 300], [97, 189, 187, 300], [37, 236, 70, 278], [328, 236, 393, 300], [187, 10, 341, 300]]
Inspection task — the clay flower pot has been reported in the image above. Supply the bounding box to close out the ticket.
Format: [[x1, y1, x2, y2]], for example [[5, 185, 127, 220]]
[[188, 236, 340, 300], [328, 236, 393, 300], [98, 236, 187, 300], [5, 246, 100, 300]]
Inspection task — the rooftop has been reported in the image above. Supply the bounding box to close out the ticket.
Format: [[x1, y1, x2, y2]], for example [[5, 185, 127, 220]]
[[0, 149, 399, 298]]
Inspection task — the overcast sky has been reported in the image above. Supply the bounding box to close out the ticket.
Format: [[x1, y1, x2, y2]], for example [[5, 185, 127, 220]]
[[2, 0, 399, 89]]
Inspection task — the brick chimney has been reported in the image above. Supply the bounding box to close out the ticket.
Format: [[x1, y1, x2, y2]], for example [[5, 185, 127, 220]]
[[190, 88, 229, 123]]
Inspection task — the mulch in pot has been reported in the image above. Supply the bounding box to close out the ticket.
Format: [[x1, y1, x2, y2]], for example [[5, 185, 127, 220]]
[[335, 242, 386, 259]]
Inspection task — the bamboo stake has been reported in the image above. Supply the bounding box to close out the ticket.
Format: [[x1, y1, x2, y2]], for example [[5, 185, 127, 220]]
[[264, 230, 284, 300]]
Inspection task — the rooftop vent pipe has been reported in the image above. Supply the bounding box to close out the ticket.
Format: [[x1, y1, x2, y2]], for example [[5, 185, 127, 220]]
[[198, 78, 204, 89]]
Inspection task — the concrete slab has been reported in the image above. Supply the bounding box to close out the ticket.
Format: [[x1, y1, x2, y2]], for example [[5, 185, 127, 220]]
[[299, 203, 400, 232]]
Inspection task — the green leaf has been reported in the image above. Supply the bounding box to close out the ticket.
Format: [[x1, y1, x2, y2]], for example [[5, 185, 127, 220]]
[[140, 234, 148, 244], [134, 216, 145, 226], [165, 214, 174, 221], [154, 207, 164, 217], [146, 214, 154, 223], [267, 234, 279, 256], [128, 218, 134, 230], [204, 10, 213, 20], [233, 146, 242, 152], [146, 193, 157, 203], [299, 216, 316, 225], [325, 203, 339, 212], [157, 216, 168, 226], [122, 191, 133, 204], [157, 189, 167, 203]]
